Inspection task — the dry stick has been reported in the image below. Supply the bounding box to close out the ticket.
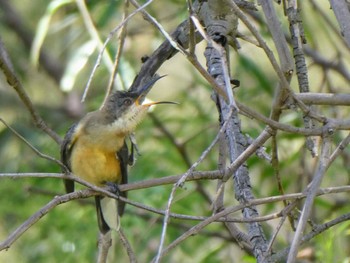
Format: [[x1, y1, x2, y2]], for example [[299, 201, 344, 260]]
[[272, 212, 350, 261], [287, 135, 332, 263], [128, 0, 228, 114], [0, 171, 224, 191], [329, 0, 350, 49], [154, 108, 235, 263], [2, 122, 349, 196], [6, 170, 350, 220], [304, 46, 350, 81], [154, 183, 350, 261], [186, 0, 196, 55], [101, 0, 130, 107], [0, 173, 69, 179], [75, 8, 350, 256], [236, 101, 350, 136], [296, 93, 350, 106], [0, 39, 62, 144], [228, 0, 325, 123], [266, 202, 298, 254], [117, 228, 138, 263], [259, 0, 296, 235], [129, 0, 185, 57], [309, 0, 350, 53], [0, 172, 234, 222], [0, 189, 99, 251], [97, 231, 112, 263], [126, 2, 230, 257], [258, 0, 294, 72], [128, 1, 228, 100], [76, 0, 113, 71], [2, 171, 350, 252], [287, 0, 318, 157], [328, 132, 350, 164], [191, 7, 252, 249], [288, 134, 350, 262], [197, 0, 270, 257], [271, 135, 294, 228], [82, 0, 155, 102]]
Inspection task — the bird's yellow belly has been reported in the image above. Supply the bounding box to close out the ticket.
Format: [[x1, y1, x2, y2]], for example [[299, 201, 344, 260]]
[[71, 143, 121, 186]]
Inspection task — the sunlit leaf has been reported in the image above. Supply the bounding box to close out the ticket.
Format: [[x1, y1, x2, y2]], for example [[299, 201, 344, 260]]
[[30, 0, 74, 66]]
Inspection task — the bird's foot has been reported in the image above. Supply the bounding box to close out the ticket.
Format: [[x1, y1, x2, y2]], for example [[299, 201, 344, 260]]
[[105, 182, 120, 197]]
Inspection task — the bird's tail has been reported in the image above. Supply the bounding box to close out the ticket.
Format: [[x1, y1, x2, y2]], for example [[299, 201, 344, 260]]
[[95, 196, 120, 233]]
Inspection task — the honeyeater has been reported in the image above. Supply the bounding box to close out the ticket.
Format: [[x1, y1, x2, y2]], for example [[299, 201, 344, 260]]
[[60, 75, 172, 233]]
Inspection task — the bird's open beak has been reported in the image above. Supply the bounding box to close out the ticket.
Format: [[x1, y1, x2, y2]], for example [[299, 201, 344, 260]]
[[134, 75, 178, 106], [142, 101, 178, 106], [135, 75, 165, 105]]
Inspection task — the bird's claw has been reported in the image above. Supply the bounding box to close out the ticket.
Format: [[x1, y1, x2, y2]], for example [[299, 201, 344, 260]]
[[105, 182, 120, 197]]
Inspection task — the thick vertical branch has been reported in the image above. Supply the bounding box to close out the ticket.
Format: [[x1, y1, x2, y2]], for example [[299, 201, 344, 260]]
[[197, 1, 271, 262], [287, 0, 318, 157]]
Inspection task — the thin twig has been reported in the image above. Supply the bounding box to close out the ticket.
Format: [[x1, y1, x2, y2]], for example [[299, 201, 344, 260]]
[[153, 182, 350, 260], [329, 0, 350, 49], [2, 170, 350, 252], [0, 189, 99, 251], [287, 135, 332, 263], [118, 228, 138, 263], [154, 108, 235, 262], [272, 212, 350, 261], [229, 0, 325, 123], [97, 231, 112, 263], [76, 0, 113, 70], [0, 118, 65, 169], [101, 0, 130, 107], [82, 0, 155, 102]]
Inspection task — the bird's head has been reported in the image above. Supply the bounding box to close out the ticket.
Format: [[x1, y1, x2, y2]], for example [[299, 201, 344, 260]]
[[101, 75, 175, 134]]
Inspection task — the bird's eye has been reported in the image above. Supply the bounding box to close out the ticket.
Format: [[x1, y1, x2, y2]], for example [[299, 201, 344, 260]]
[[123, 98, 132, 106]]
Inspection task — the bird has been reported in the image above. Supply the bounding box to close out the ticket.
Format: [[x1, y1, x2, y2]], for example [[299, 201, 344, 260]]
[[60, 75, 173, 233]]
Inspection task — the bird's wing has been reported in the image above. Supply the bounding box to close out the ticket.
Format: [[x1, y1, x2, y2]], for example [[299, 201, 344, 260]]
[[60, 123, 78, 193], [116, 140, 129, 216]]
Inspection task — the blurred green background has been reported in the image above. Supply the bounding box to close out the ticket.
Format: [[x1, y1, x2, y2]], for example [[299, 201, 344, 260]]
[[1, 1, 350, 262]]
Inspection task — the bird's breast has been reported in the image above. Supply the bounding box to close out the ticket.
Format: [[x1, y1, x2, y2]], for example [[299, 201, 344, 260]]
[[71, 140, 122, 186]]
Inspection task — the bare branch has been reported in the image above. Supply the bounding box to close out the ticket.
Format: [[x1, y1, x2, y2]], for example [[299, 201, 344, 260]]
[[118, 228, 138, 263], [329, 0, 350, 49], [97, 232, 112, 263], [273, 212, 350, 261], [0, 189, 98, 251], [0, 118, 65, 169], [83, 0, 155, 101], [287, 135, 332, 263], [101, 0, 130, 107]]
